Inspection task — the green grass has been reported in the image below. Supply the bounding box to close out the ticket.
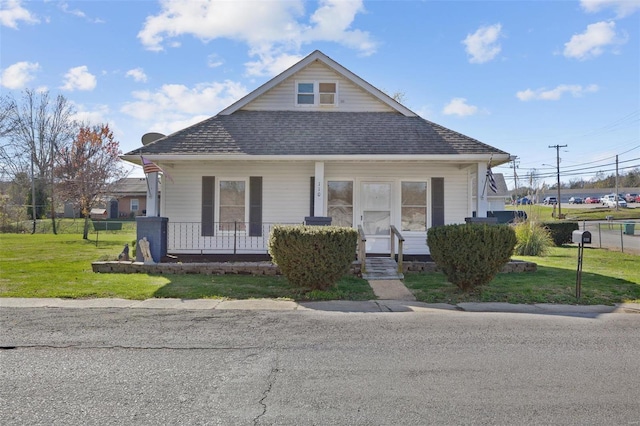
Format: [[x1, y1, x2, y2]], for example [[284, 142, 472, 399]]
[[0, 233, 374, 301], [404, 247, 640, 305], [1, 231, 638, 305]]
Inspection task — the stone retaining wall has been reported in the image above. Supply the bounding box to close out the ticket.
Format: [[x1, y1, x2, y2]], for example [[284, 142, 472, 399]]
[[92, 260, 535, 275]]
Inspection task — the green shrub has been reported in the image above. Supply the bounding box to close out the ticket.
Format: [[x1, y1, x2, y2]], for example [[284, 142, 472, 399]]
[[268, 225, 357, 290], [427, 224, 516, 292], [514, 222, 554, 256], [541, 221, 579, 246]]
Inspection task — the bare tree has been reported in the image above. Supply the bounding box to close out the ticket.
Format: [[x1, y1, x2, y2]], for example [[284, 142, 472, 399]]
[[55, 124, 127, 239], [0, 89, 77, 233]]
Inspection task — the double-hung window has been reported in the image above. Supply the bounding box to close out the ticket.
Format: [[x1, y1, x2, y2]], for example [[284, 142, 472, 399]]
[[218, 180, 247, 232], [296, 81, 337, 106], [130, 198, 139, 212], [401, 181, 427, 231]]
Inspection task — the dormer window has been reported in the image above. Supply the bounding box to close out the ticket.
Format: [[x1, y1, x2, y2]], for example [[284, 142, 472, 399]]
[[296, 81, 337, 106]]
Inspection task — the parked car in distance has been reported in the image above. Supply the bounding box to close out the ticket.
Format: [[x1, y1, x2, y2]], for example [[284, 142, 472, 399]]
[[601, 194, 627, 208], [516, 197, 532, 205], [568, 196, 583, 204], [584, 196, 600, 204], [624, 193, 638, 203], [543, 196, 557, 205]]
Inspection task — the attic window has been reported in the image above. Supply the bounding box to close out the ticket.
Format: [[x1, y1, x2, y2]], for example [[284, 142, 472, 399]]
[[296, 81, 337, 106]]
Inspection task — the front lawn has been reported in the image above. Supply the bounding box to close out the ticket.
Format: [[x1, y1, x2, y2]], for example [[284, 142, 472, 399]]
[[404, 247, 640, 305], [1, 233, 638, 305], [0, 233, 374, 301]]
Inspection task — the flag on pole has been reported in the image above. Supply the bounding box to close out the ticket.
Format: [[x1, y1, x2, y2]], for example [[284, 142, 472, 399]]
[[486, 166, 498, 193], [141, 156, 173, 182]]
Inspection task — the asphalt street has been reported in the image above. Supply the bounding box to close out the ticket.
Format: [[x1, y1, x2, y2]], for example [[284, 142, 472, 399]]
[[1, 307, 639, 425]]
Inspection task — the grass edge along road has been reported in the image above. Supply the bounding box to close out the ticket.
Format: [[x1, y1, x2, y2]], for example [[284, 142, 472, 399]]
[[0, 232, 638, 305]]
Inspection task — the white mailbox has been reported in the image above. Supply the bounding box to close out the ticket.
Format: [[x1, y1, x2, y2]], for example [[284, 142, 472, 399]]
[[572, 230, 591, 245]]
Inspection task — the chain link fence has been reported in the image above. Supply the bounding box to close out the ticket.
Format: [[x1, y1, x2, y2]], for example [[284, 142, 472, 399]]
[[579, 220, 639, 254]]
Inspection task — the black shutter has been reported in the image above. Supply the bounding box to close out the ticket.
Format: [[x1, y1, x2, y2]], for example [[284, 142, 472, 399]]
[[202, 176, 215, 236], [431, 177, 444, 227], [249, 177, 262, 237], [310, 177, 315, 217]]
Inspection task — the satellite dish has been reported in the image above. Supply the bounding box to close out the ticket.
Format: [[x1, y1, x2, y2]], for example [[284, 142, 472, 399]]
[[141, 132, 165, 146]]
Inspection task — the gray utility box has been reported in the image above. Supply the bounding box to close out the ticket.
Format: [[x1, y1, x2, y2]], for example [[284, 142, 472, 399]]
[[572, 230, 592, 244]]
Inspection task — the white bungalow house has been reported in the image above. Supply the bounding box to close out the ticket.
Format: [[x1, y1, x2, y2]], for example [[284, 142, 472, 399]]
[[121, 50, 511, 259]]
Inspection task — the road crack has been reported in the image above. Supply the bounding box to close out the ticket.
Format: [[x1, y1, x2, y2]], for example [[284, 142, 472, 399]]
[[254, 362, 280, 425]]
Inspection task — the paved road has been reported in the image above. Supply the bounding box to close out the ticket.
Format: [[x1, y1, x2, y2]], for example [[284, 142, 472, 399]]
[[2, 308, 639, 425]]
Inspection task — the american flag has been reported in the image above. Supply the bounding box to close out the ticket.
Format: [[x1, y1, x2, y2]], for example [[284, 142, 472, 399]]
[[141, 156, 173, 182], [141, 156, 162, 174], [486, 167, 498, 193]]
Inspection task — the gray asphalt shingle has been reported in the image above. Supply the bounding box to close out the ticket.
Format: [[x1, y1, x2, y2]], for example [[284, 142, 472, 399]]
[[126, 110, 507, 157]]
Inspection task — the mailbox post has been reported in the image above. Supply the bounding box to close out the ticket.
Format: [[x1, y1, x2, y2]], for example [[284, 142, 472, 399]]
[[572, 230, 591, 299]]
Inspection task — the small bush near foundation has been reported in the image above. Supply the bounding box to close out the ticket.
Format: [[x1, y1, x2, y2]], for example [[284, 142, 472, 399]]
[[268, 225, 357, 290], [514, 222, 554, 256], [541, 221, 579, 246], [427, 224, 516, 292]]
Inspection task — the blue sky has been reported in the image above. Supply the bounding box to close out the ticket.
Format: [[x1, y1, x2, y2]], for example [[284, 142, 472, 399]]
[[1, 0, 638, 187]]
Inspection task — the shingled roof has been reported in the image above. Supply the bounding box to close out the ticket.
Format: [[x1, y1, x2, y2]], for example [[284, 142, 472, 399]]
[[125, 110, 508, 157]]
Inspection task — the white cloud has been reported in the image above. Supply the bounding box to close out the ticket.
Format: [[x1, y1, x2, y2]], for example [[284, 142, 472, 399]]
[[137, 0, 376, 76], [58, 2, 105, 24], [61, 66, 97, 91], [442, 98, 479, 116], [244, 49, 303, 77], [0, 0, 39, 28], [563, 21, 625, 60], [120, 80, 248, 133], [462, 23, 503, 64], [126, 68, 148, 83], [70, 103, 111, 126], [207, 54, 224, 68], [580, 0, 640, 18], [0, 61, 40, 89], [516, 84, 599, 101]]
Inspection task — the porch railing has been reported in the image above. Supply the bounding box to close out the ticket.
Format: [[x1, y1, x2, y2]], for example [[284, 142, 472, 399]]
[[390, 225, 405, 273], [357, 225, 367, 273], [168, 222, 294, 254]]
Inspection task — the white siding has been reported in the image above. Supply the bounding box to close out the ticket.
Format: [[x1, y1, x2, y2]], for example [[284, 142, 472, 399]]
[[243, 62, 394, 113], [162, 160, 471, 255]]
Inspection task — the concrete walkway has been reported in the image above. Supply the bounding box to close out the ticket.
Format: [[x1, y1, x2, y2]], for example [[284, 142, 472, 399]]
[[1, 298, 639, 315], [367, 279, 416, 301]]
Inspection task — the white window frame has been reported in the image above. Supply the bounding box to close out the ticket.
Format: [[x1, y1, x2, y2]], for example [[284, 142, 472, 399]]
[[216, 178, 249, 234], [295, 80, 338, 107], [130, 198, 139, 212], [400, 180, 428, 233]]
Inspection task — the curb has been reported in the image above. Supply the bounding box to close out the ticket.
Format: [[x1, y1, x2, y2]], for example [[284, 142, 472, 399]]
[[1, 298, 639, 314]]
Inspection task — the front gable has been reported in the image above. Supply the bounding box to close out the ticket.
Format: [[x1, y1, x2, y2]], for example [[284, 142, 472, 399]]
[[242, 60, 396, 114]]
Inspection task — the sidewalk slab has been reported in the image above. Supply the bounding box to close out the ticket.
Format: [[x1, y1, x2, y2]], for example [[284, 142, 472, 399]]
[[131, 298, 221, 309], [378, 301, 459, 313], [50, 298, 138, 309], [298, 300, 384, 312], [215, 299, 298, 311], [458, 302, 544, 314]]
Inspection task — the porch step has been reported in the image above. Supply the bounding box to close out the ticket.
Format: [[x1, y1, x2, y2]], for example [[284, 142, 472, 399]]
[[362, 257, 404, 280]]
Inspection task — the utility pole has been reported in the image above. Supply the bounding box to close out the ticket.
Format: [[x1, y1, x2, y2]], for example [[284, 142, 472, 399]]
[[510, 156, 519, 202], [549, 144, 567, 218], [615, 155, 619, 211]]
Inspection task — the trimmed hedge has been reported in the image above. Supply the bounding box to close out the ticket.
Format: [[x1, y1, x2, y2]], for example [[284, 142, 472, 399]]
[[540, 221, 579, 246], [427, 224, 517, 292], [268, 225, 358, 290]]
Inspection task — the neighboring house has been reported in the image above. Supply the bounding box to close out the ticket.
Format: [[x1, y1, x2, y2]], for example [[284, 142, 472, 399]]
[[122, 50, 511, 256], [110, 177, 161, 218], [489, 173, 510, 210]]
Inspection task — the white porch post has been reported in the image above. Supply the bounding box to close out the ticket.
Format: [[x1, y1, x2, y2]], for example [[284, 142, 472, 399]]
[[314, 162, 325, 216], [146, 172, 160, 217], [476, 162, 489, 217]]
